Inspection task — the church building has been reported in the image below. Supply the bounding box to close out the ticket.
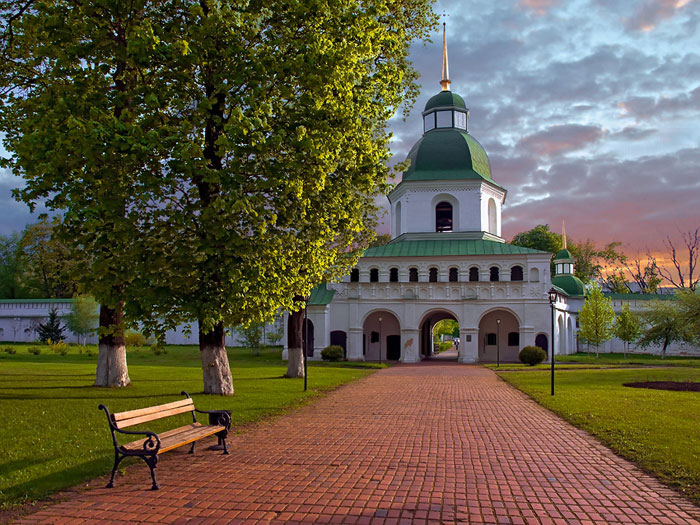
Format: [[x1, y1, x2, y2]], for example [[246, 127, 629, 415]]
[[282, 26, 584, 363]]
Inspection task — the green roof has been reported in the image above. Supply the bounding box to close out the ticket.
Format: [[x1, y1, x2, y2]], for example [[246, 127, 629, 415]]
[[551, 275, 585, 297], [308, 283, 335, 306], [553, 248, 573, 261], [604, 293, 675, 301], [363, 239, 547, 258], [424, 91, 466, 111], [402, 129, 493, 183]]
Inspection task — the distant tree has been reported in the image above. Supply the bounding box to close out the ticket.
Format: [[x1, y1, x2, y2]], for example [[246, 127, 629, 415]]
[[626, 256, 661, 294], [37, 307, 66, 343], [578, 282, 615, 357], [571, 240, 626, 286], [264, 317, 284, 346], [654, 228, 699, 291], [638, 300, 689, 359], [511, 224, 562, 254], [65, 295, 99, 345], [19, 218, 78, 298], [676, 290, 700, 345], [614, 303, 640, 358], [0, 232, 25, 299], [369, 233, 392, 248], [235, 322, 265, 356]]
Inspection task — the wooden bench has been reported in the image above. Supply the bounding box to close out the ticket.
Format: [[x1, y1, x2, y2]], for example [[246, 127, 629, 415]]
[[98, 391, 231, 490]]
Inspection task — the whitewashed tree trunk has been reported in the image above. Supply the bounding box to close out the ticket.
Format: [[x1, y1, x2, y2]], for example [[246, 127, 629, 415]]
[[94, 304, 130, 387], [199, 321, 234, 395], [285, 307, 305, 378]]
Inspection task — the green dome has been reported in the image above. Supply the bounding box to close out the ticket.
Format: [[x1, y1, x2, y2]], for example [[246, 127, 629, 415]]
[[552, 275, 585, 297], [402, 128, 492, 182], [424, 91, 466, 111], [554, 248, 573, 261]]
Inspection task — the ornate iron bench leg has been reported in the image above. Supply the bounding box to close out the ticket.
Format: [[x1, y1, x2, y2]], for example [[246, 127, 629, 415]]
[[142, 455, 160, 490], [189, 442, 196, 454], [106, 450, 124, 488], [218, 432, 229, 455]]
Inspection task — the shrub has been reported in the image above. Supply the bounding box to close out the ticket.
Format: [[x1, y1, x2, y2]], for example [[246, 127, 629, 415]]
[[151, 344, 168, 356], [28, 346, 42, 355], [124, 330, 148, 348], [519, 345, 546, 366], [48, 339, 69, 355], [321, 345, 344, 362], [85, 348, 95, 357], [3, 346, 16, 355]]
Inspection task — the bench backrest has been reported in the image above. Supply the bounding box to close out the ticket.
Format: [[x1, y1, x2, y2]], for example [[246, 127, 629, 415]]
[[112, 398, 195, 429]]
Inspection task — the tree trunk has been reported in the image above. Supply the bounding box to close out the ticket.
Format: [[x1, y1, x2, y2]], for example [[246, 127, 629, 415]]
[[199, 321, 234, 395], [286, 307, 305, 378], [661, 335, 669, 359], [94, 304, 130, 387]]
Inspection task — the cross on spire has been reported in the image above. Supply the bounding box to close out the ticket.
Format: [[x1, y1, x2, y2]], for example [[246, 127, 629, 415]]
[[440, 22, 451, 91]]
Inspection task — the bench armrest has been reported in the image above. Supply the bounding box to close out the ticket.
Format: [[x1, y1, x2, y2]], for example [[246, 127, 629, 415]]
[[194, 409, 231, 430], [98, 404, 162, 453]]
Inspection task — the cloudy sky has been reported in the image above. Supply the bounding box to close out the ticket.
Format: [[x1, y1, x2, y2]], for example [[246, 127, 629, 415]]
[[1, 0, 699, 263], [385, 0, 700, 259]]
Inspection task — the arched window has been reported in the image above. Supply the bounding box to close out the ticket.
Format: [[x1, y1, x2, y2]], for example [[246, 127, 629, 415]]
[[488, 198, 497, 234], [435, 201, 453, 232], [490, 267, 499, 282], [370, 268, 379, 282], [508, 332, 520, 346], [510, 266, 523, 281], [469, 267, 479, 282], [350, 268, 359, 282], [429, 267, 438, 282], [409, 267, 419, 282], [389, 267, 399, 282], [394, 201, 402, 237], [529, 267, 539, 282], [449, 267, 458, 282]]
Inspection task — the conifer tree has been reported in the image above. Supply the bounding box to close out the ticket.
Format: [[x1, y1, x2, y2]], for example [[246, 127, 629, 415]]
[[37, 307, 66, 343]]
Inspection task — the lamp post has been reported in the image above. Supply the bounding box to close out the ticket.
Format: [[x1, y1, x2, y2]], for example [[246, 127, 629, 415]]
[[378, 316, 383, 364], [303, 300, 308, 392], [496, 318, 501, 368], [548, 288, 558, 396]]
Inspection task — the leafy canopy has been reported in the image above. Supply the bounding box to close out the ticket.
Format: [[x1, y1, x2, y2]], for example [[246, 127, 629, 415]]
[[577, 282, 615, 352]]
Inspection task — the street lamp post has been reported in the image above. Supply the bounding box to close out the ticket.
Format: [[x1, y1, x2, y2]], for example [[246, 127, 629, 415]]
[[548, 288, 558, 396], [496, 318, 501, 368], [303, 300, 308, 392], [378, 316, 383, 365]]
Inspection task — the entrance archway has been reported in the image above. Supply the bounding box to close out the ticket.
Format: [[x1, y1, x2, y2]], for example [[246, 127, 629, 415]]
[[330, 330, 347, 359], [419, 309, 459, 361], [479, 309, 520, 362], [362, 311, 400, 361]]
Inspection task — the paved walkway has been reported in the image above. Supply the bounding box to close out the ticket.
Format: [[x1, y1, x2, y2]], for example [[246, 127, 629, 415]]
[[18, 365, 700, 524]]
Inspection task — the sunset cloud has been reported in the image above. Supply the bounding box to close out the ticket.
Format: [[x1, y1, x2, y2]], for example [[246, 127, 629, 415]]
[[516, 125, 604, 157], [623, 0, 695, 32]]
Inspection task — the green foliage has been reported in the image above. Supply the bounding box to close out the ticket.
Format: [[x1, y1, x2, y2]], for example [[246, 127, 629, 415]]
[[321, 345, 345, 362], [614, 304, 641, 356], [519, 345, 546, 366], [37, 308, 66, 344], [433, 319, 458, 340], [264, 319, 284, 346], [3, 346, 16, 355], [48, 339, 68, 356], [577, 282, 615, 356], [235, 322, 265, 356], [511, 224, 562, 254], [677, 289, 700, 344], [65, 294, 99, 345], [124, 330, 148, 348], [436, 341, 452, 352], [27, 346, 41, 355], [0, 232, 25, 299], [638, 300, 689, 358]]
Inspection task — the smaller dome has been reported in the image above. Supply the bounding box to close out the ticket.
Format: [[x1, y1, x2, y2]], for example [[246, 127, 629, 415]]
[[553, 248, 573, 261], [552, 275, 585, 297], [424, 91, 466, 112]]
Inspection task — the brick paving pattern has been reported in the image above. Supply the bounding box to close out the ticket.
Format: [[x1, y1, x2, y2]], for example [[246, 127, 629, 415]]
[[17, 364, 700, 524]]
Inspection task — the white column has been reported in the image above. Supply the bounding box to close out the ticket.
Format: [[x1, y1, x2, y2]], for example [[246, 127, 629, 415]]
[[400, 329, 420, 363], [347, 327, 364, 361], [459, 327, 479, 363]]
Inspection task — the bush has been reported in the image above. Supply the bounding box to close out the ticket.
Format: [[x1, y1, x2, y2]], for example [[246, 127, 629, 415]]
[[124, 330, 148, 348], [28, 346, 41, 355], [85, 348, 95, 357], [48, 339, 69, 356], [3, 346, 16, 355], [151, 344, 168, 356], [519, 345, 546, 366], [321, 345, 344, 362]]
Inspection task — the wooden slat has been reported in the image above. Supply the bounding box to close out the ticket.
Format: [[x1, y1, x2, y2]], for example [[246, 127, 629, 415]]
[[116, 403, 195, 429], [122, 423, 225, 454], [114, 398, 193, 422]]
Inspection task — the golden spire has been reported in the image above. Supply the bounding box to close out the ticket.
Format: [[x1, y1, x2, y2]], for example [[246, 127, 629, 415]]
[[562, 221, 567, 250], [440, 22, 451, 91]]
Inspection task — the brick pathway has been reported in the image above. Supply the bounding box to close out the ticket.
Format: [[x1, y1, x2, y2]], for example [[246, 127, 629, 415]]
[[17, 365, 700, 524]]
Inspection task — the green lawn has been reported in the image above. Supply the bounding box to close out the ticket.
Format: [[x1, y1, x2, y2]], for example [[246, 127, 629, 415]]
[[498, 366, 700, 504], [0, 344, 380, 508], [557, 352, 700, 367]]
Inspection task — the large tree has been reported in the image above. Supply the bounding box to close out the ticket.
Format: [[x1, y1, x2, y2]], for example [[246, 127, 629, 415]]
[[637, 299, 689, 359], [0, 1, 179, 386], [127, 1, 436, 389], [614, 303, 640, 358], [654, 228, 699, 291], [0, 232, 24, 299], [577, 282, 615, 357]]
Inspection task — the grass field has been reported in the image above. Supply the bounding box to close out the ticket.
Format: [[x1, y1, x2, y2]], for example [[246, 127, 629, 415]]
[[483, 352, 700, 371], [498, 366, 700, 505], [0, 343, 380, 508]]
